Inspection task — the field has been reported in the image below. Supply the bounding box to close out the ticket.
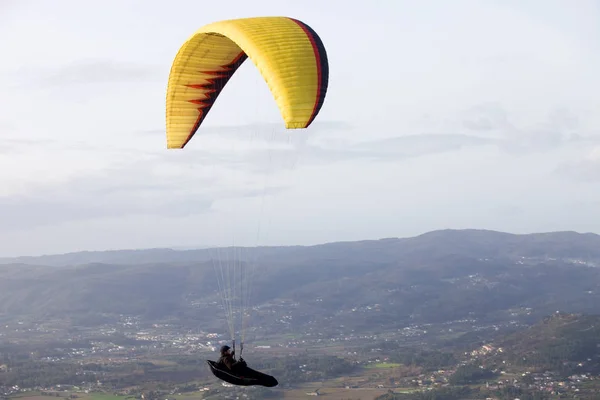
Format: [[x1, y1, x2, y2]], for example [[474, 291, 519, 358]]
[[282, 386, 389, 399], [365, 362, 402, 369], [11, 381, 421, 400], [10, 389, 387, 400], [11, 394, 132, 400]]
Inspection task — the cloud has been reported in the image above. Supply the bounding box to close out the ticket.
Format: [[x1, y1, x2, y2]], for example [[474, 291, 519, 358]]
[[2, 136, 60, 149], [460, 104, 600, 182], [0, 151, 291, 232], [344, 134, 495, 159], [0, 135, 142, 160], [142, 118, 497, 170], [1, 121, 58, 154], [0, 123, 495, 233], [301, 133, 496, 165], [12, 59, 161, 88], [0, 194, 209, 232], [460, 103, 591, 153], [155, 103, 597, 174], [555, 146, 600, 182], [461, 102, 512, 133], [0, 171, 207, 232], [165, 133, 496, 174]]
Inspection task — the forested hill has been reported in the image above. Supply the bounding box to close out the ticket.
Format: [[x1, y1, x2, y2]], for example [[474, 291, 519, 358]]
[[487, 312, 600, 373], [0, 229, 599, 331]]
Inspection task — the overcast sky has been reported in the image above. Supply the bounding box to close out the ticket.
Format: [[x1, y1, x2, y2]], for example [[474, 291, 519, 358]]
[[1, 0, 599, 256]]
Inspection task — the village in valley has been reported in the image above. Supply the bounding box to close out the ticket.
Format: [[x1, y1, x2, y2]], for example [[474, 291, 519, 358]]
[[2, 306, 600, 399]]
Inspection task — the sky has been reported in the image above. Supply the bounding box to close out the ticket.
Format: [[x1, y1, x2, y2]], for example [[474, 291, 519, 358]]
[[1, 0, 599, 257]]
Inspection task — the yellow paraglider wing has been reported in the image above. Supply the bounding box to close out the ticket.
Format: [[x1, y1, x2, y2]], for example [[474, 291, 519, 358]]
[[165, 16, 329, 149]]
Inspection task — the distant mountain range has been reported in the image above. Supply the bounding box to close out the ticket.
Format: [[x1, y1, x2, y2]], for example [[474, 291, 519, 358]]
[[1, 229, 599, 331], [3, 229, 600, 267]]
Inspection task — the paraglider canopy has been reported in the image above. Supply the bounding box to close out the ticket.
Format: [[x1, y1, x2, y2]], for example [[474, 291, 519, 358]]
[[165, 16, 329, 149]]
